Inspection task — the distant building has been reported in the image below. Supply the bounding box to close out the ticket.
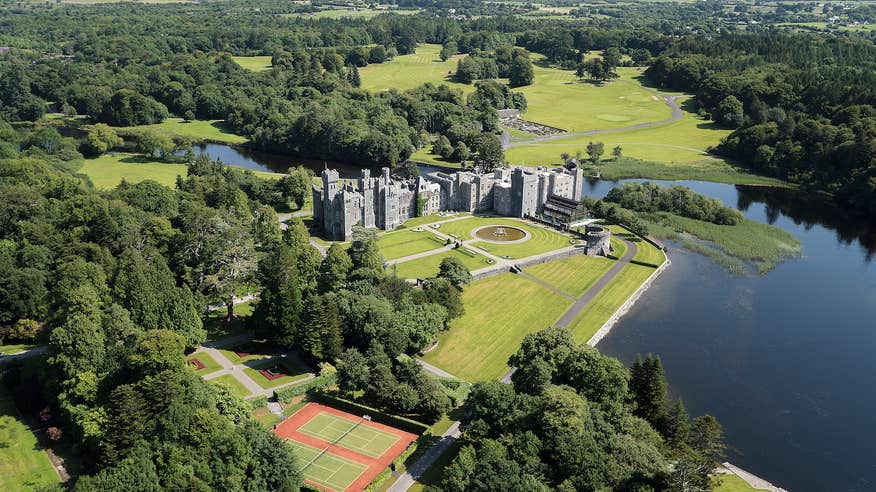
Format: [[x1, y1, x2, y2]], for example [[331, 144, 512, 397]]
[[312, 164, 587, 240]]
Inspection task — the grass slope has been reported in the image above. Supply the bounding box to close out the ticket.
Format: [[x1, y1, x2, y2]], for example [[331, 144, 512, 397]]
[[232, 56, 272, 72], [524, 254, 616, 297], [607, 225, 666, 267], [712, 474, 767, 492], [566, 263, 656, 343], [0, 389, 58, 492], [421, 273, 573, 381], [391, 248, 492, 279]]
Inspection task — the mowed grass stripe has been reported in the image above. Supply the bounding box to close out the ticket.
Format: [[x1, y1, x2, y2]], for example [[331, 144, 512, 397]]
[[392, 248, 492, 279], [378, 229, 447, 260], [566, 264, 656, 343], [297, 412, 400, 458], [421, 273, 574, 381], [524, 255, 616, 297], [287, 440, 367, 492]]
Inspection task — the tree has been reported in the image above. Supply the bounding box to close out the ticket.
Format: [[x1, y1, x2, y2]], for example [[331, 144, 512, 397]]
[[456, 57, 480, 84], [99, 89, 168, 126], [368, 45, 387, 64], [337, 348, 370, 396], [453, 141, 470, 162], [471, 133, 504, 172], [586, 141, 605, 163], [250, 244, 303, 346], [422, 278, 464, 321], [629, 354, 668, 428], [347, 65, 361, 87], [437, 256, 472, 288], [440, 42, 457, 62], [612, 145, 623, 159], [85, 123, 123, 156], [434, 135, 453, 158], [348, 226, 383, 280], [509, 55, 534, 88], [717, 95, 745, 128], [318, 243, 353, 293]]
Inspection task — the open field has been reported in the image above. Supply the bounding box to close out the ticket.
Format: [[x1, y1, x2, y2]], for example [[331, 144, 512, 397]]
[[391, 248, 492, 279], [77, 152, 281, 189], [523, 254, 616, 297], [232, 56, 272, 72], [517, 61, 671, 133], [116, 118, 248, 145], [409, 144, 463, 168], [359, 44, 471, 93], [421, 273, 573, 381], [0, 389, 58, 492], [435, 216, 574, 259], [377, 229, 447, 260], [276, 402, 418, 492], [242, 358, 310, 390], [210, 374, 251, 399], [188, 352, 222, 375], [582, 156, 787, 186], [565, 263, 656, 343]]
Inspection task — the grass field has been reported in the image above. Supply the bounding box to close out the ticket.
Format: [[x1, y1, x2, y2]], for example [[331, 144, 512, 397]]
[[377, 229, 447, 260], [399, 212, 469, 229], [116, 118, 247, 144], [188, 352, 222, 375], [210, 374, 252, 399], [713, 473, 766, 491], [242, 359, 310, 390], [359, 44, 471, 93], [565, 263, 656, 343], [288, 440, 368, 491], [524, 254, 616, 297], [409, 144, 463, 167], [78, 152, 281, 189], [233, 56, 272, 72], [607, 225, 666, 267], [0, 343, 36, 355], [435, 216, 573, 259], [0, 390, 58, 492], [391, 248, 492, 279], [421, 273, 574, 381], [583, 156, 786, 186], [297, 412, 400, 458]]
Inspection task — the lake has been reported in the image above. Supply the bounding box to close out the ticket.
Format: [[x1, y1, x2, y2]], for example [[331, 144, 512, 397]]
[[194, 143, 375, 178], [583, 179, 876, 492]]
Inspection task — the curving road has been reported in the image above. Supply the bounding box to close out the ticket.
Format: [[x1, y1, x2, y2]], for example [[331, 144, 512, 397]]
[[503, 81, 684, 150]]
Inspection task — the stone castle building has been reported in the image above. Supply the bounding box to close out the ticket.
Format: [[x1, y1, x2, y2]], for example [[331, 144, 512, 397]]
[[312, 165, 585, 241]]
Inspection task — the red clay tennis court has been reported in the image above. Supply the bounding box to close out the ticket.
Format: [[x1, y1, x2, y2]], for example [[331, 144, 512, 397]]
[[274, 402, 418, 492]]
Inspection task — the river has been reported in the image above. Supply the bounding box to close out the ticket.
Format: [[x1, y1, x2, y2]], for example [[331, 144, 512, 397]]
[[200, 143, 876, 491]]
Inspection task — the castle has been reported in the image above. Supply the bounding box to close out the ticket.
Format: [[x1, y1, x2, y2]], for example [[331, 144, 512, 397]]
[[312, 165, 587, 241]]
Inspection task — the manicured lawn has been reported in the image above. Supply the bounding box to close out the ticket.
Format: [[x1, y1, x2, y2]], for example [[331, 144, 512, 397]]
[[0, 389, 58, 492], [232, 56, 272, 72], [359, 44, 473, 93], [607, 225, 666, 267], [242, 358, 310, 390], [217, 340, 276, 365], [515, 59, 672, 133], [566, 263, 656, 343], [712, 473, 766, 491], [210, 374, 252, 399], [188, 351, 223, 375], [421, 273, 573, 381], [377, 229, 447, 260], [115, 118, 247, 144], [391, 248, 492, 279], [78, 153, 281, 189], [0, 343, 36, 355], [436, 216, 574, 259], [609, 236, 628, 260], [399, 212, 469, 229], [524, 254, 616, 297], [252, 406, 283, 429]]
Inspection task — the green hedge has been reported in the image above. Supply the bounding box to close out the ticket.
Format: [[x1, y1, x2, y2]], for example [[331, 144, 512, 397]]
[[248, 395, 268, 410], [310, 392, 431, 435], [274, 373, 337, 403]]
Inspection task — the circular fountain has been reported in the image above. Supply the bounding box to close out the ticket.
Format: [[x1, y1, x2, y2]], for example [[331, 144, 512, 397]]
[[473, 225, 530, 243]]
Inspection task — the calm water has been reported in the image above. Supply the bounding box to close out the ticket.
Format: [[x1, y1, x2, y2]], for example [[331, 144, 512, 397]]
[[194, 143, 366, 177], [583, 179, 876, 492]]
